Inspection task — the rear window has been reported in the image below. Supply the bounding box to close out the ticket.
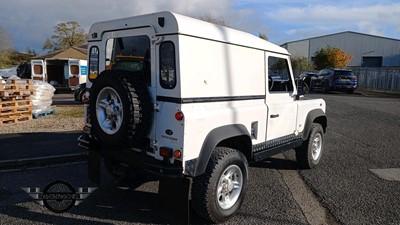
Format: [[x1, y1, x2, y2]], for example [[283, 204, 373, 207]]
[[70, 65, 79, 75], [334, 70, 354, 76], [33, 65, 43, 75], [105, 35, 150, 72]]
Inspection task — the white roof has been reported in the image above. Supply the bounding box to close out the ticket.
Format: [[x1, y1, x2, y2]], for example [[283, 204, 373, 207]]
[[89, 11, 288, 55]]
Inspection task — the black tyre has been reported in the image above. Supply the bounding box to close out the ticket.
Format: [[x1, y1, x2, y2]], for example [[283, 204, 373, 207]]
[[79, 88, 88, 103], [89, 70, 152, 148], [104, 157, 127, 182], [104, 156, 148, 184], [191, 147, 248, 223], [295, 123, 324, 169], [302, 83, 310, 93], [322, 82, 330, 93]]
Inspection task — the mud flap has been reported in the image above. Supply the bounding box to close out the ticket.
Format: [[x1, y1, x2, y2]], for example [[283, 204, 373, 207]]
[[88, 150, 101, 184], [159, 177, 190, 224]]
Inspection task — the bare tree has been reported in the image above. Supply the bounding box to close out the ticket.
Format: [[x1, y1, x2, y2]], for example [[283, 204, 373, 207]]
[[258, 33, 268, 41], [199, 13, 229, 27]]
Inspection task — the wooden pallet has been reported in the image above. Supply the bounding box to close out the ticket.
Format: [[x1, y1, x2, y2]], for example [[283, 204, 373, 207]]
[[0, 79, 32, 91], [1, 79, 33, 97], [0, 112, 32, 125], [0, 79, 33, 125], [0, 99, 32, 111]]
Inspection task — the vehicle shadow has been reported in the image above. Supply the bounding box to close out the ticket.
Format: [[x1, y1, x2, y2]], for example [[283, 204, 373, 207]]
[[69, 170, 211, 225], [250, 155, 301, 171], [0, 131, 83, 163]]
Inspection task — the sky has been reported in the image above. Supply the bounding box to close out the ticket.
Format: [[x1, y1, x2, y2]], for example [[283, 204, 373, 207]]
[[1, 0, 399, 54]]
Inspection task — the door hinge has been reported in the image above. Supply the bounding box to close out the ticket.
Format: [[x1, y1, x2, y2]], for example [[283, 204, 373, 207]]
[[150, 140, 158, 149], [154, 103, 160, 112], [152, 36, 165, 45]]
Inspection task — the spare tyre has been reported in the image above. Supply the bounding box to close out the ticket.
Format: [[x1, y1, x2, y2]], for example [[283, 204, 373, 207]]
[[89, 70, 153, 148]]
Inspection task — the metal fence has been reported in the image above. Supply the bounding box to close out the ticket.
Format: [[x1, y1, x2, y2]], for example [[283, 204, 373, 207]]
[[351, 67, 400, 92]]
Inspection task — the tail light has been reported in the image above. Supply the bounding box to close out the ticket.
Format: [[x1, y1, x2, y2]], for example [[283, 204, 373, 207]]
[[173, 150, 182, 159], [175, 111, 184, 121], [160, 147, 182, 159], [160, 147, 173, 158]]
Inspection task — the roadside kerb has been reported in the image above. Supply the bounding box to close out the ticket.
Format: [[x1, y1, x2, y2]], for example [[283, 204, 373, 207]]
[[0, 152, 87, 170]]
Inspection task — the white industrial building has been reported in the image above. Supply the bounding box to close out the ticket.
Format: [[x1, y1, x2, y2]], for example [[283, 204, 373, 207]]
[[281, 31, 400, 67]]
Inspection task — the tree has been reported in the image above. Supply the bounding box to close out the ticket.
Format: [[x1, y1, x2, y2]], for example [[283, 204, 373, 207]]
[[25, 47, 37, 56], [258, 33, 268, 41], [0, 26, 13, 51], [291, 57, 315, 77], [313, 46, 352, 70], [43, 21, 87, 52], [199, 14, 229, 27], [0, 26, 13, 68], [0, 52, 12, 68]]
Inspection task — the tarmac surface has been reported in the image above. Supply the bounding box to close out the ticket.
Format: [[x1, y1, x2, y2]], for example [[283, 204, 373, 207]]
[[0, 91, 399, 224]]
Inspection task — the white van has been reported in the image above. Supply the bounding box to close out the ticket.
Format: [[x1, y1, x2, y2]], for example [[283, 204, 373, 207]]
[[31, 58, 87, 90]]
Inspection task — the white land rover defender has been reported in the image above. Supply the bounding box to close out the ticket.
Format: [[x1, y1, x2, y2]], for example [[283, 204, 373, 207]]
[[78, 11, 327, 224]]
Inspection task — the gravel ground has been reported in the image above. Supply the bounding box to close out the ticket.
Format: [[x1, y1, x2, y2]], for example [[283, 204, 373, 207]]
[[0, 106, 84, 134]]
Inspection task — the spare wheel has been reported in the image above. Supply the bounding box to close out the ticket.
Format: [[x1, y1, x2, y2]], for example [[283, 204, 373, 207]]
[[89, 70, 153, 148]]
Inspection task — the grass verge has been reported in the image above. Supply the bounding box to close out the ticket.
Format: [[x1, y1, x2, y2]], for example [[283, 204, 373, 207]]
[[53, 105, 85, 118]]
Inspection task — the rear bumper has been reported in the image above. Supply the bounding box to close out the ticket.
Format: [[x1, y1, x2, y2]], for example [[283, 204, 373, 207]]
[[78, 133, 184, 181], [332, 83, 357, 91], [81, 134, 190, 224]]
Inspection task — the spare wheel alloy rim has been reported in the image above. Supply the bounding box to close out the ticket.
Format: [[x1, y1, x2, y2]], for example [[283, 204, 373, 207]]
[[96, 87, 123, 135]]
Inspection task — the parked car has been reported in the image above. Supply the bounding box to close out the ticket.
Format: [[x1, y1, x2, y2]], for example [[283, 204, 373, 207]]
[[74, 83, 88, 103], [297, 71, 318, 93], [311, 68, 357, 94]]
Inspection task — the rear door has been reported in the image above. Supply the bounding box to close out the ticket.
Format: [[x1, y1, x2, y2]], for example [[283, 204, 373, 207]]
[[68, 59, 80, 87], [79, 60, 88, 84], [31, 60, 45, 81], [101, 27, 158, 153]]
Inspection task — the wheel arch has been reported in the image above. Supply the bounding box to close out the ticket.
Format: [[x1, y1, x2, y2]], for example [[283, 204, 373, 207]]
[[302, 109, 327, 140], [193, 124, 252, 177]]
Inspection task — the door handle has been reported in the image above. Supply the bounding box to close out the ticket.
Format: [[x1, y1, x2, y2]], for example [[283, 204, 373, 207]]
[[270, 114, 279, 118]]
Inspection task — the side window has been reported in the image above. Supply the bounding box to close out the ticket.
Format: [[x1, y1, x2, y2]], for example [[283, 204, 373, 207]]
[[159, 41, 176, 89], [268, 56, 293, 92]]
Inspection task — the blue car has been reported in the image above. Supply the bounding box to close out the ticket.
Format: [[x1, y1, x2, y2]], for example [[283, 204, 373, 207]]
[[311, 68, 357, 94]]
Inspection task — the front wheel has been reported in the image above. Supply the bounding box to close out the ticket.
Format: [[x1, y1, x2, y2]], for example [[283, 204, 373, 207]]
[[191, 147, 248, 223], [295, 123, 324, 169]]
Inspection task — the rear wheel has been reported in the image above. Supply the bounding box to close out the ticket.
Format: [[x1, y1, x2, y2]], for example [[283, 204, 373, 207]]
[[79, 88, 89, 103], [322, 82, 330, 93], [191, 147, 248, 223], [104, 157, 128, 182]]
